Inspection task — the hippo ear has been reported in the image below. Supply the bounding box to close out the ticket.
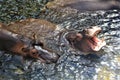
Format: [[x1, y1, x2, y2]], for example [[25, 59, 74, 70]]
[[76, 33, 83, 41], [21, 47, 29, 53]]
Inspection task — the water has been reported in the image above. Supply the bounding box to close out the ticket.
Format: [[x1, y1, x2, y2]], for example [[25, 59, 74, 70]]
[[0, 0, 120, 80]]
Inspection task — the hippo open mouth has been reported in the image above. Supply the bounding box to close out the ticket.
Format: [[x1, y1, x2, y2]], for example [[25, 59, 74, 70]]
[[86, 35, 106, 51], [84, 26, 106, 51], [66, 26, 106, 52]]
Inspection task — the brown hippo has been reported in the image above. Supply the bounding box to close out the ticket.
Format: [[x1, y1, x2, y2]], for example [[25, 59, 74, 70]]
[[0, 19, 60, 63], [0, 25, 59, 64], [66, 26, 106, 53], [3, 18, 62, 48]]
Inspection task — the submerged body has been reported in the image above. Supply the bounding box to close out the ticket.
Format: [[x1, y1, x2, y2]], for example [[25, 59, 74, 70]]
[[4, 18, 61, 47]]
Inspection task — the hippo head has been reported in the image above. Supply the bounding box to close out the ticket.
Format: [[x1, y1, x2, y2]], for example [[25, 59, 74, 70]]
[[21, 46, 59, 63], [66, 26, 106, 52]]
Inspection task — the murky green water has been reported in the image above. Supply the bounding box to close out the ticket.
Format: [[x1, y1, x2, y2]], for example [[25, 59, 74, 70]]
[[0, 0, 120, 80]]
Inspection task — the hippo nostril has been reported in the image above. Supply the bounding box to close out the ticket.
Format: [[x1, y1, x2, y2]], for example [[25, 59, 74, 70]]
[[32, 52, 36, 55]]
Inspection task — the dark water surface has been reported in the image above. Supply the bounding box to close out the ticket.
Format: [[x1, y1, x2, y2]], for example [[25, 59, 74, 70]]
[[0, 0, 120, 80]]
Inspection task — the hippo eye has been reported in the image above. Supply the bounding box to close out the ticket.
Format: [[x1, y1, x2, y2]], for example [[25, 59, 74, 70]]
[[32, 52, 38, 56], [38, 42, 44, 47], [31, 53, 36, 57], [32, 52, 36, 55]]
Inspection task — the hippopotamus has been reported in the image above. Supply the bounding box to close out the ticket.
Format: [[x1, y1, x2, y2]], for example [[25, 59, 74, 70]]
[[3, 18, 61, 48], [66, 26, 106, 52], [0, 23, 59, 63]]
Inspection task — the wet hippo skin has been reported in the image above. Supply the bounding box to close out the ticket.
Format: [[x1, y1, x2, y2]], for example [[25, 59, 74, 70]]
[[0, 28, 59, 63], [4, 18, 59, 46], [0, 29, 39, 59], [0, 20, 60, 63], [66, 26, 106, 53]]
